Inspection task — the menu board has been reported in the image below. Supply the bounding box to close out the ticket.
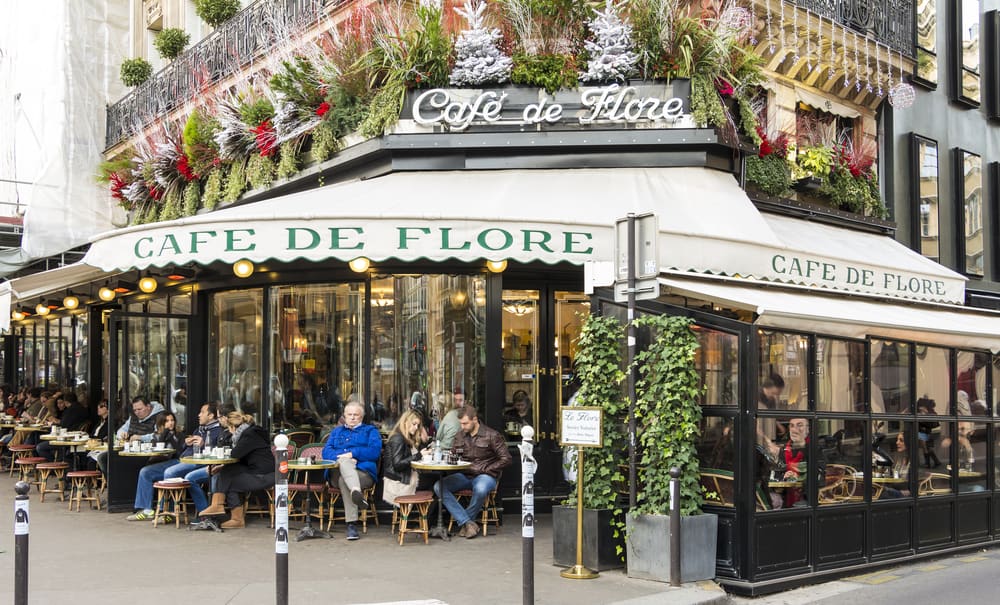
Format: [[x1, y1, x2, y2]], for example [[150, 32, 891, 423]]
[[560, 407, 603, 448]]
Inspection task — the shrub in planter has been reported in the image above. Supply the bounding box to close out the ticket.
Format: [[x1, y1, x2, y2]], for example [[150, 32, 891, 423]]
[[746, 127, 791, 197], [194, 0, 240, 28], [120, 58, 153, 87], [511, 53, 579, 94], [153, 28, 190, 60]]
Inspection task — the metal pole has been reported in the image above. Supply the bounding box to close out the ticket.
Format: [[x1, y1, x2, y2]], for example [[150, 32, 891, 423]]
[[273, 435, 290, 605], [561, 447, 597, 580], [14, 481, 30, 605], [669, 467, 681, 587], [626, 213, 637, 510], [520, 427, 537, 605]]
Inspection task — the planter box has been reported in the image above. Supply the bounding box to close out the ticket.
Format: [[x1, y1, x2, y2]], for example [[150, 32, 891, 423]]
[[552, 505, 624, 571], [626, 512, 718, 583]]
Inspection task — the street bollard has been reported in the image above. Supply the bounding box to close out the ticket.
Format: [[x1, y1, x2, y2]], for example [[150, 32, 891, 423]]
[[14, 480, 30, 605], [669, 467, 681, 587], [273, 434, 290, 605], [519, 426, 537, 605]]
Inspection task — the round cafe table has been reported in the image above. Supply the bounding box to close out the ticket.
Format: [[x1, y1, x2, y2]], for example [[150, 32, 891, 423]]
[[411, 460, 472, 541], [287, 459, 338, 541], [49, 438, 91, 468], [119, 449, 177, 457]]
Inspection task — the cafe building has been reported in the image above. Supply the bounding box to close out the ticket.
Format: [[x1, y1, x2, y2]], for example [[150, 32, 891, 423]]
[[1, 0, 999, 595]]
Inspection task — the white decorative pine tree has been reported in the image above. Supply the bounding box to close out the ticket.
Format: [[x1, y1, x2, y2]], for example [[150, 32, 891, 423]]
[[450, 0, 513, 86], [580, 0, 639, 83]]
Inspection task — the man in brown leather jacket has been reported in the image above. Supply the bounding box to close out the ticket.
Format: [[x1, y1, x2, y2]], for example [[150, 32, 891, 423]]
[[434, 405, 511, 539]]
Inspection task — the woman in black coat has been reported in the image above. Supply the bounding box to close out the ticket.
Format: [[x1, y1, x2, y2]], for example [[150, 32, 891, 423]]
[[381, 409, 433, 505], [199, 411, 274, 529]]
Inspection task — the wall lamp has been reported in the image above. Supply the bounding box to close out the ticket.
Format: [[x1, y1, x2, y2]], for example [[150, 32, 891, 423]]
[[35, 302, 51, 316], [348, 257, 370, 273], [486, 259, 508, 273], [98, 284, 116, 302], [63, 292, 80, 310], [138, 275, 158, 293], [233, 259, 255, 278], [11, 310, 27, 321]]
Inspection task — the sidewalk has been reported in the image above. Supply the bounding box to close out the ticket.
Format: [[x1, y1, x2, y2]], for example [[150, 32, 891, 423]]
[[0, 478, 728, 605]]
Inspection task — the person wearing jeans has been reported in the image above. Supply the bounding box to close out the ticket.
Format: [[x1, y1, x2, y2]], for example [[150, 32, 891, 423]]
[[434, 405, 511, 539], [322, 400, 382, 541]]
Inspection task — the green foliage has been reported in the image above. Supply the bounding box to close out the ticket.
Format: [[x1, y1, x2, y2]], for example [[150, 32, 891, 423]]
[[309, 121, 341, 163], [793, 145, 833, 180], [325, 87, 366, 138], [276, 142, 300, 179], [153, 28, 190, 60], [564, 314, 627, 511], [202, 167, 224, 210], [510, 53, 578, 94], [239, 98, 275, 128], [182, 180, 201, 216], [247, 153, 276, 190], [193, 0, 240, 28], [222, 161, 247, 203], [408, 2, 453, 88], [359, 80, 406, 138], [737, 96, 761, 145], [120, 58, 153, 87], [270, 56, 325, 108], [822, 171, 886, 218], [690, 73, 725, 129], [158, 189, 183, 221], [182, 109, 220, 177], [746, 154, 791, 197], [500, 0, 588, 55], [632, 315, 705, 517], [96, 158, 134, 184]]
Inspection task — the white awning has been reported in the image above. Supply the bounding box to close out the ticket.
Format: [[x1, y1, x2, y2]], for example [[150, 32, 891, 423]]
[[83, 167, 781, 275], [795, 86, 861, 118], [658, 276, 1000, 353]]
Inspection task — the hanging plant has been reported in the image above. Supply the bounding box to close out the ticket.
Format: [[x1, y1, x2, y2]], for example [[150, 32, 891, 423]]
[[182, 180, 201, 216], [193, 0, 241, 28], [223, 160, 247, 203], [158, 189, 183, 221], [201, 167, 224, 210], [120, 58, 153, 87], [746, 127, 791, 197], [153, 28, 190, 60], [276, 141, 301, 179], [247, 153, 276, 190]]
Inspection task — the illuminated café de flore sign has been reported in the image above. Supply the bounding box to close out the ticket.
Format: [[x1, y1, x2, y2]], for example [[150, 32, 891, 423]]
[[5, 0, 1000, 594]]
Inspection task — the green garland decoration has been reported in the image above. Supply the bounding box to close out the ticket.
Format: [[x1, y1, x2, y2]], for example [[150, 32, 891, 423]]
[[201, 167, 224, 210], [223, 161, 247, 203]]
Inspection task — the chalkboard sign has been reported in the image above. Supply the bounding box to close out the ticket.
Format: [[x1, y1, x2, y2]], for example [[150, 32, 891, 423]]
[[560, 407, 603, 448]]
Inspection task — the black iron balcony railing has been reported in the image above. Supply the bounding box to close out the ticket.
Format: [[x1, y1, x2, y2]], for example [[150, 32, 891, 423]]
[[105, 0, 328, 150], [794, 0, 914, 56]]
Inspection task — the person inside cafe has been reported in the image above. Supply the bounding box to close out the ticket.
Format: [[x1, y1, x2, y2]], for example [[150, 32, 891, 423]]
[[503, 390, 532, 434], [158, 402, 224, 517], [322, 400, 382, 541], [37, 393, 89, 461], [382, 409, 434, 506], [95, 396, 164, 474], [437, 387, 466, 451], [917, 397, 941, 468], [87, 399, 110, 472], [199, 410, 274, 529], [434, 405, 512, 539], [126, 411, 185, 521], [774, 417, 813, 508]]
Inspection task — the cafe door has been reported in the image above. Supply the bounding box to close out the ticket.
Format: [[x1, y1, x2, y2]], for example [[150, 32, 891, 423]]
[[106, 312, 189, 510], [501, 287, 589, 498]]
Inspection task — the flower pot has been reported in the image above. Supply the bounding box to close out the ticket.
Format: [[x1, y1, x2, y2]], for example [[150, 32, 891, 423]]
[[552, 505, 624, 571], [792, 176, 824, 193], [625, 512, 718, 583]]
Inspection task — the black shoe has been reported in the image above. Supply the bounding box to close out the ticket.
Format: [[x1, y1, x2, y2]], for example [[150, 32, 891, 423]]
[[346, 522, 360, 540], [350, 489, 368, 509]]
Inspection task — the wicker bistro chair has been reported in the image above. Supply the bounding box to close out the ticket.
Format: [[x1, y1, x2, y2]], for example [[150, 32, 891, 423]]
[[152, 480, 191, 528], [287, 443, 328, 524], [699, 468, 735, 507], [327, 458, 380, 533], [66, 470, 102, 511], [7, 444, 36, 476], [35, 461, 69, 502], [446, 473, 502, 537]]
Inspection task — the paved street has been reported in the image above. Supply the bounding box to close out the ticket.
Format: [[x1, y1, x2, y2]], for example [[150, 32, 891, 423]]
[[0, 475, 724, 605]]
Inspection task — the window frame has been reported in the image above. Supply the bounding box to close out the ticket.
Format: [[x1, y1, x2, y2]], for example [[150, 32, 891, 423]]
[[954, 148, 984, 278], [910, 134, 940, 262], [913, 0, 939, 88], [950, 0, 982, 107]]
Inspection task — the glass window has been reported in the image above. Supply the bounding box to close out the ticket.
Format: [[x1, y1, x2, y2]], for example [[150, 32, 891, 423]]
[[994, 355, 1000, 417], [758, 331, 807, 412], [912, 136, 939, 262], [917, 415, 951, 496], [994, 425, 1000, 489], [755, 416, 811, 509], [956, 420, 987, 492], [370, 274, 486, 431], [956, 0, 981, 104], [699, 416, 735, 507], [209, 289, 263, 421], [71, 313, 89, 400], [694, 325, 738, 407], [816, 418, 864, 506], [816, 338, 865, 413], [170, 293, 192, 315], [916, 345, 950, 413], [956, 350, 989, 415], [873, 421, 914, 500], [915, 0, 938, 84], [871, 340, 911, 414], [269, 283, 363, 432], [958, 150, 984, 275]]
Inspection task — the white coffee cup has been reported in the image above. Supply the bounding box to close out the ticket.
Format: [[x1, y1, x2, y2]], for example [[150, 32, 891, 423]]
[[154, 442, 165, 451]]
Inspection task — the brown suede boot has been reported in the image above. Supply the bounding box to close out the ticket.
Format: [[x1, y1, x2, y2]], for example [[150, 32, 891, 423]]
[[199, 492, 227, 517], [221, 504, 245, 529]]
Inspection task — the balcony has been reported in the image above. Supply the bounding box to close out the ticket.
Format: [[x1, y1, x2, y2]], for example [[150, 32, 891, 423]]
[[106, 0, 329, 150], [792, 0, 914, 56]]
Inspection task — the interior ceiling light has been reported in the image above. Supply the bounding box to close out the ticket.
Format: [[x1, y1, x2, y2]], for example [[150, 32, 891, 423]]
[[233, 259, 255, 278], [98, 286, 116, 302], [63, 294, 80, 310], [486, 259, 508, 273], [348, 257, 370, 273], [138, 276, 158, 293]]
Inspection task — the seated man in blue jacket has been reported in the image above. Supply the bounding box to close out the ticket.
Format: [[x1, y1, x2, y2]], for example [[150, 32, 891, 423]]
[[323, 400, 382, 541]]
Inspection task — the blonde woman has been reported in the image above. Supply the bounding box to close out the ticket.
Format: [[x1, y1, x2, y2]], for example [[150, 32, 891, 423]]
[[381, 409, 432, 505], [199, 411, 274, 529]]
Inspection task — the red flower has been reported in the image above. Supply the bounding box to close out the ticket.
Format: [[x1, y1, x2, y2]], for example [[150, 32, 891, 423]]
[[715, 78, 734, 97], [250, 120, 277, 157], [109, 173, 125, 200], [149, 186, 163, 201], [758, 140, 773, 158], [315, 102, 331, 117], [177, 154, 197, 181]]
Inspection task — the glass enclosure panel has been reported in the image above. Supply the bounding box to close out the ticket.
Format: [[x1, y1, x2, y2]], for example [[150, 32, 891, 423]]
[[916, 137, 939, 261], [170, 293, 192, 315], [961, 151, 984, 275], [816, 418, 864, 506], [209, 289, 263, 421], [116, 315, 189, 428], [72, 313, 89, 402], [694, 325, 738, 407], [995, 426, 1000, 489], [995, 355, 1000, 417], [816, 339, 865, 413], [916, 345, 950, 414], [871, 340, 911, 414], [758, 331, 807, 411], [915, 0, 937, 83], [956, 350, 989, 415], [873, 421, 914, 500], [956, 420, 987, 492], [699, 416, 735, 507], [501, 289, 539, 435], [371, 275, 486, 431], [756, 416, 811, 509], [269, 283, 363, 432], [917, 419, 951, 496]]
